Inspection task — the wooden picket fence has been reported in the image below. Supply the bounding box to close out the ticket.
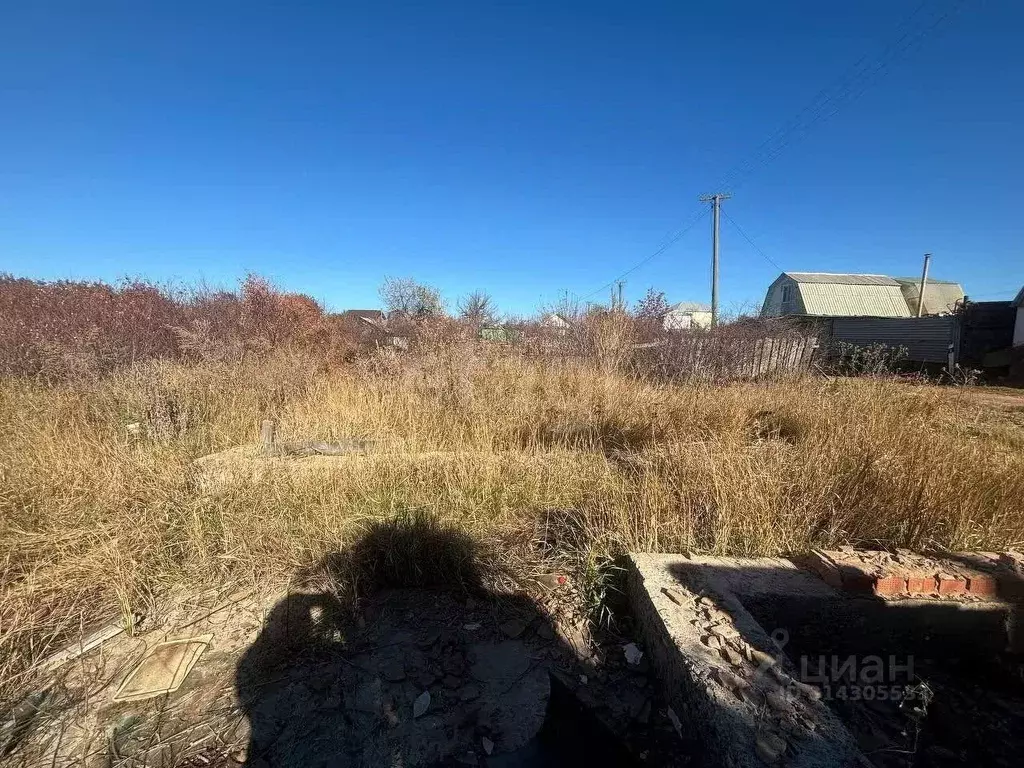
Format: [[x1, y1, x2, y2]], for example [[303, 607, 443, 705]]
[[635, 333, 821, 380]]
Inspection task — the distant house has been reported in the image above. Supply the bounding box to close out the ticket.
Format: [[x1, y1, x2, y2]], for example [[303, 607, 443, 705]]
[[341, 309, 387, 329], [662, 302, 712, 331], [893, 278, 965, 316], [1014, 287, 1024, 347], [540, 313, 571, 333], [761, 273, 912, 318]]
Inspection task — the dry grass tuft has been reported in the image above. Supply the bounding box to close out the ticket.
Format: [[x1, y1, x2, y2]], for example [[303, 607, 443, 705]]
[[2, 344, 1023, 709]]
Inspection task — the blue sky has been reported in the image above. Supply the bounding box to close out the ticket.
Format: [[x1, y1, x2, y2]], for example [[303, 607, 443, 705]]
[[1, 1, 1021, 315]]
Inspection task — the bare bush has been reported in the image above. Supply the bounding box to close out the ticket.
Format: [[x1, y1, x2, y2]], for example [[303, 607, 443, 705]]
[[457, 291, 497, 327], [378, 276, 445, 318], [0, 274, 361, 378]]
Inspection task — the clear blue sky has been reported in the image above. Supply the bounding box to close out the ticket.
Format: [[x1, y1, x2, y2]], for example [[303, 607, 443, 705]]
[[1, 1, 1021, 315]]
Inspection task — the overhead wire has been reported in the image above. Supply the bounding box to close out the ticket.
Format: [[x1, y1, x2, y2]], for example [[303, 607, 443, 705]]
[[721, 210, 783, 272], [578, 208, 708, 300], [577, 0, 968, 298]]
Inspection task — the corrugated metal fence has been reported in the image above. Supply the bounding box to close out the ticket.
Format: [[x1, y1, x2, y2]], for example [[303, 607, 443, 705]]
[[824, 316, 955, 364]]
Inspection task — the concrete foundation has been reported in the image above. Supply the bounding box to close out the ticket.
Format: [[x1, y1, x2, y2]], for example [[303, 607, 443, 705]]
[[626, 552, 1019, 767]]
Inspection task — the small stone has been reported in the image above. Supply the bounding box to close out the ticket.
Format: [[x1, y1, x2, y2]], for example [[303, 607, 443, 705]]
[[500, 619, 528, 638], [721, 647, 744, 666], [463, 622, 481, 631], [701, 634, 724, 650], [230, 747, 247, 764], [661, 587, 687, 606], [481, 737, 494, 755], [579, 674, 588, 685], [754, 732, 787, 763], [746, 646, 776, 667], [413, 690, 431, 718], [623, 642, 644, 665], [710, 624, 740, 640]]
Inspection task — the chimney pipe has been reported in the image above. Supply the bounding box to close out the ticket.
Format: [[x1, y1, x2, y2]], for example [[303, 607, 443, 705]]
[[916, 253, 931, 318]]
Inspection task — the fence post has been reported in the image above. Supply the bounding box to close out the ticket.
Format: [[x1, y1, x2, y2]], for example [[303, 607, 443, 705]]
[[260, 420, 277, 454]]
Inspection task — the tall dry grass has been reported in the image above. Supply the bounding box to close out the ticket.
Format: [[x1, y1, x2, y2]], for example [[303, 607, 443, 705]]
[[2, 341, 1023, 708]]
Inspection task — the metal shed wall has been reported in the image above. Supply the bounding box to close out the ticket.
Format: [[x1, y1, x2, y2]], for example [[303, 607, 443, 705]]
[[827, 316, 955, 363]]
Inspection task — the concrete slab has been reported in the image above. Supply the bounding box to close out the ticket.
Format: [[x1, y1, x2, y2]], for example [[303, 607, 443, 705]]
[[627, 553, 860, 768]]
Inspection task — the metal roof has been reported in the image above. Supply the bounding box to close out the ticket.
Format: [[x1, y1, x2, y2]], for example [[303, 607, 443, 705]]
[[666, 301, 712, 313], [892, 277, 961, 286], [893, 279, 965, 315], [785, 272, 900, 286], [797, 282, 912, 317]]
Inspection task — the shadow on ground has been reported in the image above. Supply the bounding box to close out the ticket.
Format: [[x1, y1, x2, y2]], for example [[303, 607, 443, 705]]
[[234, 510, 655, 768]]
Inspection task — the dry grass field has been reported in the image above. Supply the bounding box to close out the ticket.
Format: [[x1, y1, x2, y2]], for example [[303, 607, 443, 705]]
[[3, 340, 1023, 710]]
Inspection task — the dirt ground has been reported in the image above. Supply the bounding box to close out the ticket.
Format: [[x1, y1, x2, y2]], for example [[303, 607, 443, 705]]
[[3, 581, 688, 768]]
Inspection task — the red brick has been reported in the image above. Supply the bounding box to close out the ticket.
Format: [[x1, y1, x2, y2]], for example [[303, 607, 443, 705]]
[[936, 574, 967, 595], [965, 572, 999, 598], [906, 573, 937, 594], [873, 574, 908, 596]]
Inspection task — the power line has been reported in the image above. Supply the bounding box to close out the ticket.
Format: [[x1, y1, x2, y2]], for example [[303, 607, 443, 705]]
[[577, 0, 966, 297], [721, 210, 783, 272], [579, 207, 708, 300], [717, 0, 967, 192]]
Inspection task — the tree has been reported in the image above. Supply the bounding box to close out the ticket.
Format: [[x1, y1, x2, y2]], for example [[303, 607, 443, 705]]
[[378, 277, 445, 318], [457, 291, 497, 326], [634, 287, 670, 320]]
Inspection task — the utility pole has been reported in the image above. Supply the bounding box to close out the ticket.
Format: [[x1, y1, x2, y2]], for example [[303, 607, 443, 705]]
[[616, 280, 625, 312], [700, 193, 731, 327], [916, 253, 931, 318]]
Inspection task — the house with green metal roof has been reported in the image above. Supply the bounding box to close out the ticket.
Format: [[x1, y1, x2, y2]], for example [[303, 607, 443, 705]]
[[761, 272, 965, 318], [761, 273, 912, 318]]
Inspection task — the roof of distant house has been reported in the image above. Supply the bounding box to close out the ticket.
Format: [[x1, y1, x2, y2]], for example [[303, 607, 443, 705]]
[[769, 272, 910, 317], [783, 272, 900, 286], [342, 309, 385, 320], [665, 301, 712, 313], [540, 312, 570, 327]]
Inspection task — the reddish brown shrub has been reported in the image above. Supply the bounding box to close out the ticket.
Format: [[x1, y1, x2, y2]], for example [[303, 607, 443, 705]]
[[0, 273, 361, 379]]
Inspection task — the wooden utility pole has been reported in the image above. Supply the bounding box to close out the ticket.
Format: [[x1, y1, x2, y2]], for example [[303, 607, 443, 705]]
[[700, 193, 731, 327]]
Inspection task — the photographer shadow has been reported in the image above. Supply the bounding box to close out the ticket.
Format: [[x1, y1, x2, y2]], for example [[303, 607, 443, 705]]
[[235, 509, 640, 767]]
